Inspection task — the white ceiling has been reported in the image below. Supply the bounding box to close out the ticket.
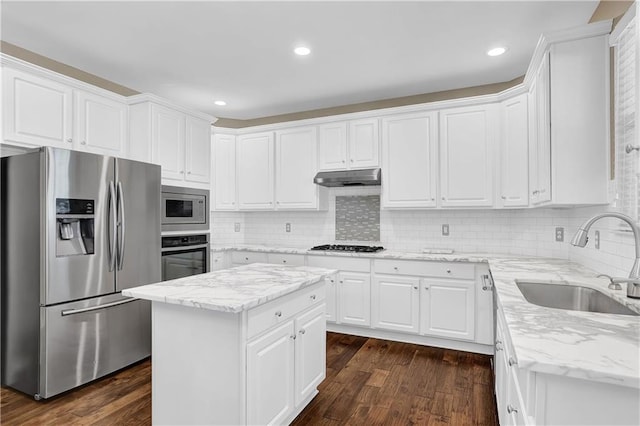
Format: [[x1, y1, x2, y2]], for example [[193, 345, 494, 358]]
[[1, 1, 599, 120]]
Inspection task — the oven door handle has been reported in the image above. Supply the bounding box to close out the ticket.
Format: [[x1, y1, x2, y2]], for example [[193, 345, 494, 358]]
[[161, 244, 210, 253]]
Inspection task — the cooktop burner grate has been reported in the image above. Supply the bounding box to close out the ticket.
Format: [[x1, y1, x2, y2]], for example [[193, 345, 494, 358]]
[[309, 244, 385, 253]]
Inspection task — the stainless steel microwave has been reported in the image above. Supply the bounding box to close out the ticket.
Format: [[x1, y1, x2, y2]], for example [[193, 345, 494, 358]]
[[161, 185, 209, 232]]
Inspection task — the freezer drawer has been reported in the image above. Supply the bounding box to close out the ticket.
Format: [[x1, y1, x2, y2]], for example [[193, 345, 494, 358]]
[[41, 294, 151, 399]]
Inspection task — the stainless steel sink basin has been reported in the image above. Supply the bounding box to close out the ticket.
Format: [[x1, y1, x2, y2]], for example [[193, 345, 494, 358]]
[[516, 281, 639, 316]]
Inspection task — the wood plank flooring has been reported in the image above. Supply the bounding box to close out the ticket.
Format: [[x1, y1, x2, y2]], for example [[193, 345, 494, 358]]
[[0, 333, 497, 425]]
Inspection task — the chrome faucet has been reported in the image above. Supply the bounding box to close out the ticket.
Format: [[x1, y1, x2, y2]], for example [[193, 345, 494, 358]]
[[571, 212, 640, 299]]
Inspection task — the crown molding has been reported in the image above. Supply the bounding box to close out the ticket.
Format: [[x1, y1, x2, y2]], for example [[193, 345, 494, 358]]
[[610, 5, 636, 45], [126, 93, 216, 123]]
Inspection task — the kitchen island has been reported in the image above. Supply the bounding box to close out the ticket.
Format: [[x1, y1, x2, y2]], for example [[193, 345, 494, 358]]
[[123, 263, 336, 426]]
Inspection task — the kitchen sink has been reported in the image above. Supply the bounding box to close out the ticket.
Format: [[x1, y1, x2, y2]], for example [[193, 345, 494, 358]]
[[515, 281, 639, 316]]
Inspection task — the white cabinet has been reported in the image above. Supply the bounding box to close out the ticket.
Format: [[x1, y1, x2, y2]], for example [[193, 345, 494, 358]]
[[439, 104, 496, 207], [529, 53, 552, 205], [324, 275, 337, 322], [3, 67, 73, 149], [318, 119, 379, 171], [275, 127, 326, 210], [3, 67, 127, 157], [294, 304, 326, 405], [420, 278, 475, 341], [372, 275, 420, 333], [247, 321, 296, 426], [74, 90, 127, 156], [529, 35, 609, 206], [237, 132, 275, 210], [129, 99, 212, 187], [337, 271, 371, 327], [500, 94, 529, 208], [212, 134, 237, 210], [381, 112, 438, 209]]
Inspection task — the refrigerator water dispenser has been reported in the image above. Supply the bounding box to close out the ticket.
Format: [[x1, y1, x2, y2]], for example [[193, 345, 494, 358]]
[[55, 198, 95, 256]]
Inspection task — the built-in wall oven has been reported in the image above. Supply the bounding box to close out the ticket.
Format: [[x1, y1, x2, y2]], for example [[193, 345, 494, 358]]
[[161, 234, 210, 281], [161, 185, 209, 232]]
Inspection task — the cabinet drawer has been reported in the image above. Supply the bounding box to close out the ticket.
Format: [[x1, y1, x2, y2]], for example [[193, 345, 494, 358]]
[[307, 255, 370, 272], [267, 253, 306, 266], [248, 282, 325, 339], [374, 259, 475, 279], [231, 251, 269, 265]]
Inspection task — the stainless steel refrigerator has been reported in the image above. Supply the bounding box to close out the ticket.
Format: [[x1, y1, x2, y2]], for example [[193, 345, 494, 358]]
[[1, 146, 161, 400]]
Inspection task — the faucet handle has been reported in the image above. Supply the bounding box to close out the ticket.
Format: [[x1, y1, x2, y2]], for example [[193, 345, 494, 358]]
[[597, 274, 623, 290]]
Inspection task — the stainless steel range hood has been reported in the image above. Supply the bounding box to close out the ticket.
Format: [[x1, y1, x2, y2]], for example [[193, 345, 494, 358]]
[[313, 168, 381, 187]]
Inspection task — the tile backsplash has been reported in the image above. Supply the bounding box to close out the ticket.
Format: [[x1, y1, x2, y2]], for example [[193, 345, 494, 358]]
[[335, 195, 380, 241]]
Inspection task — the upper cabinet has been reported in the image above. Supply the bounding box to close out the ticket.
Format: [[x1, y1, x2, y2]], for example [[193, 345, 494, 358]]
[[128, 97, 213, 188], [237, 132, 275, 210], [275, 127, 327, 210], [439, 104, 497, 207], [529, 34, 609, 206], [3, 67, 127, 157], [500, 94, 529, 208], [381, 112, 438, 209], [318, 118, 379, 171], [212, 134, 237, 210]]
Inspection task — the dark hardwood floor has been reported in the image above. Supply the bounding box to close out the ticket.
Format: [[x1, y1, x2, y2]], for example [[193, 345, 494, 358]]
[[1, 333, 497, 425]]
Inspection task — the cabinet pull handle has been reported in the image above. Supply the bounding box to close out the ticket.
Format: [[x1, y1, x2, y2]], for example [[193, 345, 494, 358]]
[[501, 195, 506, 200], [290, 334, 296, 340], [393, 266, 398, 271], [481, 274, 493, 291], [67, 138, 73, 143], [507, 405, 518, 414], [299, 329, 306, 335], [275, 311, 282, 317], [508, 357, 517, 366], [310, 294, 316, 300], [496, 340, 503, 351], [424, 286, 429, 290]]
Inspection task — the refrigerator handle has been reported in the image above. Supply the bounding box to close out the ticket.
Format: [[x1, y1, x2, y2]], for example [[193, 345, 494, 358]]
[[61, 297, 139, 316], [108, 181, 117, 272], [117, 181, 126, 270]]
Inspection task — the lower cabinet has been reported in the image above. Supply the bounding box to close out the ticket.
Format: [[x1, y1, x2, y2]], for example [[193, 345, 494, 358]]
[[337, 271, 371, 326], [420, 278, 475, 341], [324, 275, 337, 322], [372, 275, 420, 333], [247, 301, 326, 425]]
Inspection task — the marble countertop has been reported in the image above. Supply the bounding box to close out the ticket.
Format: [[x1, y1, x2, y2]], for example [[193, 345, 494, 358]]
[[123, 263, 336, 313], [212, 244, 640, 388]]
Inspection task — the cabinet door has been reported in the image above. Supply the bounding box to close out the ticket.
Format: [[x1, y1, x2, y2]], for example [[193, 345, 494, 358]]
[[294, 304, 326, 406], [275, 127, 318, 209], [440, 105, 496, 207], [247, 321, 295, 426], [372, 275, 420, 333], [152, 104, 185, 181], [185, 116, 211, 184], [3, 68, 73, 148], [381, 112, 438, 208], [348, 118, 379, 169], [495, 316, 509, 426], [237, 132, 274, 210], [324, 275, 337, 322], [212, 134, 237, 210], [500, 94, 529, 207], [420, 278, 475, 341], [74, 90, 127, 156], [530, 52, 551, 205], [337, 271, 371, 326], [318, 122, 348, 171]]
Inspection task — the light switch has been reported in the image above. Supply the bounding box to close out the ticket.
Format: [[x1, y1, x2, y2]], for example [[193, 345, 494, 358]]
[[234, 223, 241, 232], [286, 223, 291, 233], [442, 224, 450, 236]]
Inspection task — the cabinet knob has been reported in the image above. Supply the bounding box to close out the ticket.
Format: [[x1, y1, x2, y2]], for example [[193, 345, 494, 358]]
[[446, 269, 451, 274], [232, 202, 235, 205], [310, 294, 316, 300], [342, 160, 346, 163], [350, 159, 354, 163], [496, 340, 503, 351], [413, 286, 418, 290], [501, 195, 506, 200], [245, 257, 249, 260], [81, 141, 86, 145], [532, 190, 539, 195], [442, 197, 446, 201], [275, 311, 282, 317], [393, 266, 398, 271], [187, 171, 191, 175], [67, 138, 73, 143], [299, 329, 306, 335], [180, 170, 184, 174], [290, 334, 296, 340], [340, 280, 344, 284], [431, 198, 435, 201], [507, 405, 518, 414], [282, 260, 287, 263], [508, 357, 517, 366], [424, 286, 429, 290], [329, 279, 334, 283]]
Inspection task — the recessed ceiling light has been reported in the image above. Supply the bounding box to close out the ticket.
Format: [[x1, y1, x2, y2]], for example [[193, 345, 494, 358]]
[[487, 47, 507, 57], [294, 46, 311, 56], [214, 100, 227, 106]]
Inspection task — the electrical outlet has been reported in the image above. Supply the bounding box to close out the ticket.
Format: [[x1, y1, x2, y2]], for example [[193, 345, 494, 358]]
[[285, 223, 291, 233], [442, 224, 450, 236], [555, 227, 564, 242], [595, 230, 600, 249], [234, 223, 241, 232]]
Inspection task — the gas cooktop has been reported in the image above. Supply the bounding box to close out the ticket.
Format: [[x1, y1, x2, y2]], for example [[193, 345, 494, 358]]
[[309, 244, 385, 253]]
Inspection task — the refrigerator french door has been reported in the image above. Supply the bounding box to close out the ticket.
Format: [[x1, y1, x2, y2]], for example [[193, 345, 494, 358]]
[[1, 147, 160, 399]]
